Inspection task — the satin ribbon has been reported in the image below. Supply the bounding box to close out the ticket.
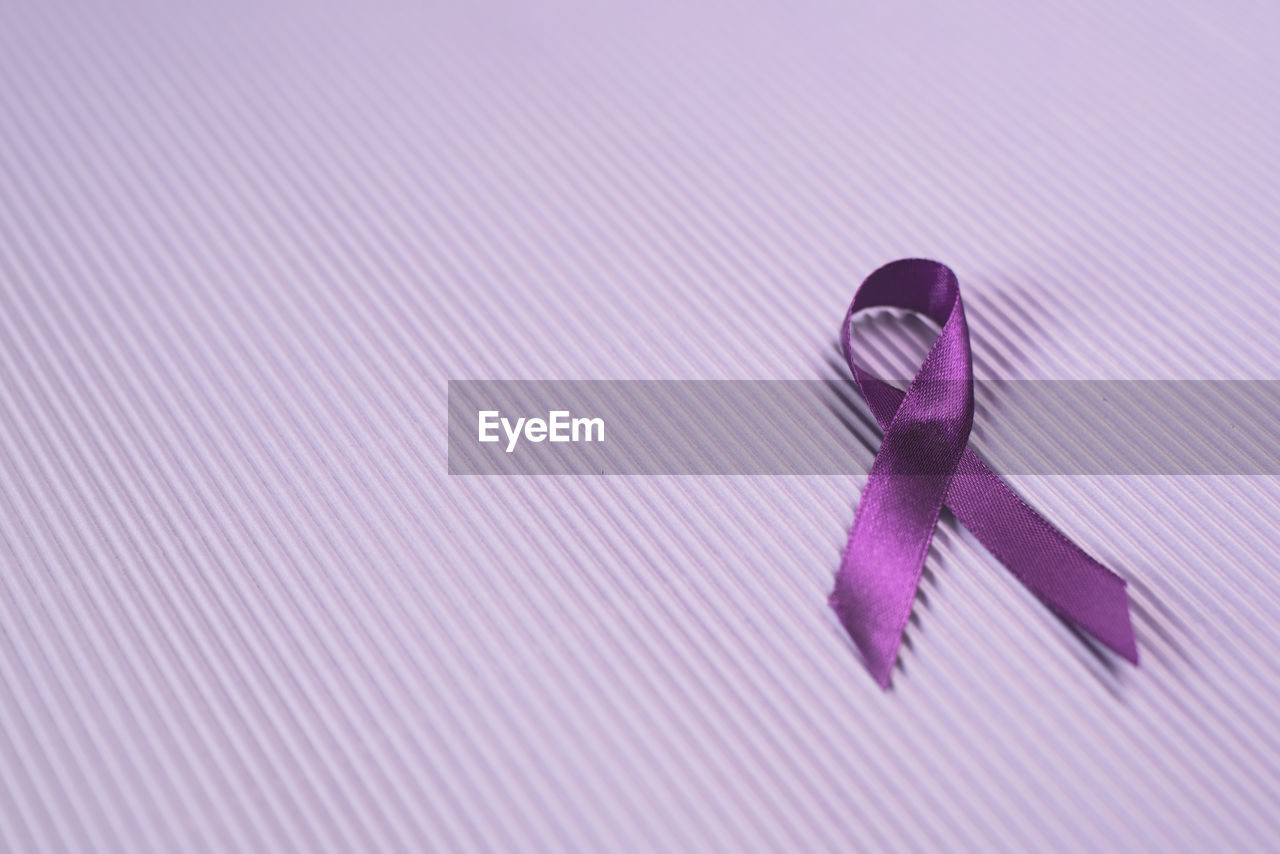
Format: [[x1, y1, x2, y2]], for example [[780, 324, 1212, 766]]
[[830, 259, 1138, 687]]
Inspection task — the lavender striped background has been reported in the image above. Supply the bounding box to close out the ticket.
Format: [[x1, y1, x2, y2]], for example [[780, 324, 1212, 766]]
[[2, 0, 1279, 850]]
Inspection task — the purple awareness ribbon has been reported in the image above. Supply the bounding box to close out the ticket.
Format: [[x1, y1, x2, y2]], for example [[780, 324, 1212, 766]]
[[830, 259, 1138, 687]]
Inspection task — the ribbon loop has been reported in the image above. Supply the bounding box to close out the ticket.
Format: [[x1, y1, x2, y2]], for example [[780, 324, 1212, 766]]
[[831, 259, 1137, 688]]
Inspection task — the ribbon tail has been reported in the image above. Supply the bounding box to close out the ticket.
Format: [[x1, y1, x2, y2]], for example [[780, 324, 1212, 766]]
[[945, 449, 1139, 663], [831, 475, 951, 689]]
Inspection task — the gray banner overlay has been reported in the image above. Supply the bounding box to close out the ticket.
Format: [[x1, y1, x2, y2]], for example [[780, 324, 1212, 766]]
[[448, 380, 1280, 475]]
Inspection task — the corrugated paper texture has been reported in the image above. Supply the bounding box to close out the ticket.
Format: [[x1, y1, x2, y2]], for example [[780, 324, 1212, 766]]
[[2, 0, 1279, 850]]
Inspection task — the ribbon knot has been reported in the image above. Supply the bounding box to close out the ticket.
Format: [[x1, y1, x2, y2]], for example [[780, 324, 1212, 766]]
[[830, 259, 1138, 687]]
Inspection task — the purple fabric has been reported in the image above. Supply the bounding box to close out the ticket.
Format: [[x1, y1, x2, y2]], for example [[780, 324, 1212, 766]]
[[830, 260, 1138, 687]]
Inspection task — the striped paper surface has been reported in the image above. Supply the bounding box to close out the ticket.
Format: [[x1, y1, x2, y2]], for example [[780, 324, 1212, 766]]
[[2, 0, 1279, 850]]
